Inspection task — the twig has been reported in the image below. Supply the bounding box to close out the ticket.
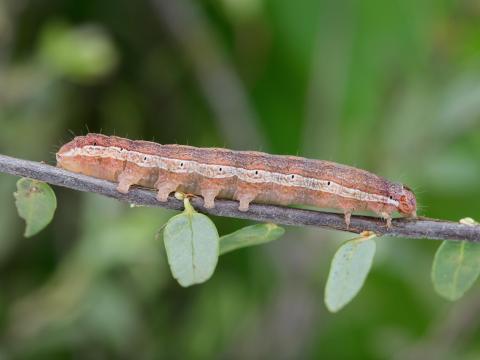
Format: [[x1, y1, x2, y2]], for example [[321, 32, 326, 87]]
[[0, 154, 479, 242]]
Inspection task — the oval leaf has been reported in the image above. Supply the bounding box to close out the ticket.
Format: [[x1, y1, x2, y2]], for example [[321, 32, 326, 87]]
[[163, 211, 219, 287], [432, 240, 480, 301], [220, 223, 285, 255], [14, 178, 57, 237], [325, 236, 376, 313]]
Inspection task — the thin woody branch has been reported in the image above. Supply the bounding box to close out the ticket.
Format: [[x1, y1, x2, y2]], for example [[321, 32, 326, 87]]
[[0, 154, 479, 242]]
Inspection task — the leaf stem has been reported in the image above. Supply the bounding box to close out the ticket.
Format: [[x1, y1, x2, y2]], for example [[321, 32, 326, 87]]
[[183, 197, 195, 215]]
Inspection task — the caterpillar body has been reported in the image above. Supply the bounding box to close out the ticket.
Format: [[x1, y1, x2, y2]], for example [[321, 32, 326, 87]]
[[56, 134, 417, 227]]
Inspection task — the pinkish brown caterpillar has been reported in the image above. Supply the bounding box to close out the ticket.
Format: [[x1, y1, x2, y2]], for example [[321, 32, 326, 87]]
[[56, 134, 417, 227]]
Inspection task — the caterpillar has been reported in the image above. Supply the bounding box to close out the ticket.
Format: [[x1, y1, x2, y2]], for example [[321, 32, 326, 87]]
[[56, 134, 417, 227]]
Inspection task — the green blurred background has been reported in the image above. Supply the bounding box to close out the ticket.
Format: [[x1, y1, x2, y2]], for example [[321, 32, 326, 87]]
[[1, 0, 480, 358]]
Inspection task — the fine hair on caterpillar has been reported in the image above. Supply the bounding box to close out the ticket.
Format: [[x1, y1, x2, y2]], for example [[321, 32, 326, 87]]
[[56, 133, 418, 228]]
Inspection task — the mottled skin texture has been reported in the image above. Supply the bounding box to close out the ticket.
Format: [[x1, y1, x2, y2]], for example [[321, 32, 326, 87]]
[[56, 134, 417, 227]]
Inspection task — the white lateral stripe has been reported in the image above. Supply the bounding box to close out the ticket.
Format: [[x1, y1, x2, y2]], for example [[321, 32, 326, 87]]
[[59, 146, 399, 206]]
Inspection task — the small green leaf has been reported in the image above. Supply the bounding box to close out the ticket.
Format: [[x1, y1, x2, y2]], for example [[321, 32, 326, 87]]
[[14, 178, 57, 237], [432, 240, 480, 301], [220, 223, 285, 255], [163, 199, 219, 287], [459, 217, 479, 226], [325, 234, 376, 313]]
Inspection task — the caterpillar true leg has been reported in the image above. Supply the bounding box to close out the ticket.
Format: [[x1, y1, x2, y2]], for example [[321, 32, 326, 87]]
[[380, 212, 392, 228], [344, 211, 352, 229]]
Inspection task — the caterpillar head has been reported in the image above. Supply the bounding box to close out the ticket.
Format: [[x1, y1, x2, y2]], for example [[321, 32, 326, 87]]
[[397, 185, 417, 218]]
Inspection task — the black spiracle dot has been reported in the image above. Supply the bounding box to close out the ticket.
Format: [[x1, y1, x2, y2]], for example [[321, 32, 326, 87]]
[[389, 196, 393, 200], [180, 162, 184, 167], [327, 181, 331, 185], [93, 142, 97, 146], [255, 170, 258, 175], [219, 167, 222, 172], [291, 175, 295, 179], [144, 156, 147, 161]]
